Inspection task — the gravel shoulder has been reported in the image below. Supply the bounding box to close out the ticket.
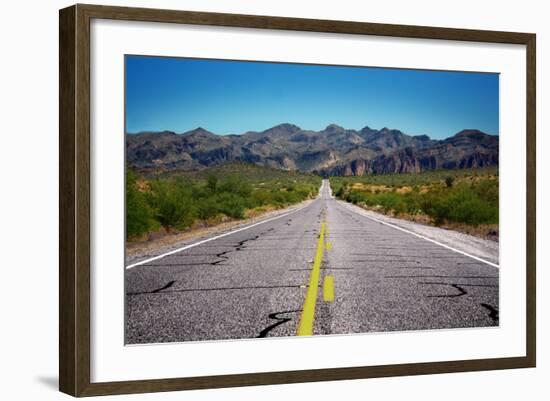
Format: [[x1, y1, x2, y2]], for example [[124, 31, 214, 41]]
[[338, 200, 499, 266]]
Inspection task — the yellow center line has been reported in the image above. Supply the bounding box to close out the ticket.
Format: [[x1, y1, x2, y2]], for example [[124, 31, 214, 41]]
[[297, 220, 326, 336], [326, 241, 332, 251], [323, 275, 335, 302]]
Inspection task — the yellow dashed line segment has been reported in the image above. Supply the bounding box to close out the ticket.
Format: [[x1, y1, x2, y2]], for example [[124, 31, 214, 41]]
[[323, 275, 335, 302]]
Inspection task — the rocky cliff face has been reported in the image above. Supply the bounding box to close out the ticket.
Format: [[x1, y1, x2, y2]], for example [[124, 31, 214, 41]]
[[126, 125, 498, 176]]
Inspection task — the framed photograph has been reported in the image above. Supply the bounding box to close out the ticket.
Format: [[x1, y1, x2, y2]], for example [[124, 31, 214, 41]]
[[59, 4, 536, 397]]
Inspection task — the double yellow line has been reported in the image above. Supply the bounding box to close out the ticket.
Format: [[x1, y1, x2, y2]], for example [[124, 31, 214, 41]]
[[297, 220, 333, 336]]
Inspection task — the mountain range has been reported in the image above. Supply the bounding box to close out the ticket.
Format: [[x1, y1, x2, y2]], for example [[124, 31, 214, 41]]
[[126, 123, 498, 176]]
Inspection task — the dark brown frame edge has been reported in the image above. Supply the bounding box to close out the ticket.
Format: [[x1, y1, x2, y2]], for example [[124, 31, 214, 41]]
[[59, 3, 536, 397]]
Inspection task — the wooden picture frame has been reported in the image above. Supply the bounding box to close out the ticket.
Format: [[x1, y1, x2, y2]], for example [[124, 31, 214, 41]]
[[59, 3, 536, 397]]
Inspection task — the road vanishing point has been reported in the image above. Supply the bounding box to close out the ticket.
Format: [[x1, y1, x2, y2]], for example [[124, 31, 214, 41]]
[[125, 180, 499, 344]]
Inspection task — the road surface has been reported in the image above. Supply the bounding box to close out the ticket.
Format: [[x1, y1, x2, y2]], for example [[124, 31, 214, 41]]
[[125, 180, 499, 344]]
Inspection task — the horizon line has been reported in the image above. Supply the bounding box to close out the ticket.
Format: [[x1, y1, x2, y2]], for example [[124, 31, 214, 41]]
[[126, 123, 499, 139]]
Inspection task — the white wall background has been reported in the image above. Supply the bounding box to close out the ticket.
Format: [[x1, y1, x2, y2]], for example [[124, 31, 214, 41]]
[[0, 0, 546, 399]]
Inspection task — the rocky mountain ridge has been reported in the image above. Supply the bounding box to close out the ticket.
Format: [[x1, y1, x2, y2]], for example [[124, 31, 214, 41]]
[[126, 124, 498, 176]]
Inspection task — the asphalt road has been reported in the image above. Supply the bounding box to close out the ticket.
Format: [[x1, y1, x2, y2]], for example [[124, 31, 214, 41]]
[[125, 180, 499, 344]]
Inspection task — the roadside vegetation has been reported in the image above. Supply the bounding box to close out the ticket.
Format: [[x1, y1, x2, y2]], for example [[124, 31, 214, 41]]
[[126, 162, 321, 241], [330, 167, 499, 239]]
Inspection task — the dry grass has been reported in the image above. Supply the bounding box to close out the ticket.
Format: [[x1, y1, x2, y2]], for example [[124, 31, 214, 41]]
[[351, 183, 392, 193], [355, 203, 498, 242], [136, 179, 150, 192], [395, 186, 413, 194], [440, 222, 499, 241]]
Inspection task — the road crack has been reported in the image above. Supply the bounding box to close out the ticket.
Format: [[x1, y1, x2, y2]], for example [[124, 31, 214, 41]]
[[127, 280, 176, 296], [211, 235, 261, 265], [420, 282, 497, 298], [481, 303, 499, 322], [423, 283, 468, 298], [257, 310, 301, 338]]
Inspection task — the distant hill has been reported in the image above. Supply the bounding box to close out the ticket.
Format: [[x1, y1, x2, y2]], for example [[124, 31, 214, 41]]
[[126, 124, 498, 176]]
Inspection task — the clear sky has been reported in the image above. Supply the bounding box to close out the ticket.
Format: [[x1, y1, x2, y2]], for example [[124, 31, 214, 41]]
[[125, 55, 499, 139]]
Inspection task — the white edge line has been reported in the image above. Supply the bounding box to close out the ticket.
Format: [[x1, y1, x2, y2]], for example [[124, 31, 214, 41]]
[[338, 201, 500, 269], [126, 200, 315, 270]]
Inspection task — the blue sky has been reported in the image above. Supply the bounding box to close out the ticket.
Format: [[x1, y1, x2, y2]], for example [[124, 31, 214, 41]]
[[125, 55, 499, 139]]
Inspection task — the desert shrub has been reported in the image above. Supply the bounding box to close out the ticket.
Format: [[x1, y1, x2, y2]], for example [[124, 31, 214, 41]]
[[422, 184, 497, 226], [215, 192, 246, 218], [126, 169, 155, 238], [217, 176, 253, 198], [146, 179, 196, 231], [270, 190, 289, 205], [402, 191, 423, 215], [206, 174, 218, 192], [196, 197, 219, 220], [421, 191, 452, 225], [335, 172, 498, 227], [359, 192, 406, 214], [346, 191, 365, 204], [252, 189, 272, 206], [125, 164, 322, 240], [378, 192, 407, 214], [472, 179, 499, 206], [444, 185, 497, 225]]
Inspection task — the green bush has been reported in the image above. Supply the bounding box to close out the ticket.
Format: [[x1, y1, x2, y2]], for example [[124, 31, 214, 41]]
[[215, 192, 246, 219], [402, 191, 423, 215], [251, 189, 272, 206], [196, 197, 219, 220], [125, 164, 322, 238], [126, 169, 155, 238], [375, 192, 406, 214], [421, 184, 498, 226], [147, 179, 196, 231], [444, 186, 497, 225], [421, 192, 452, 225], [333, 171, 498, 227], [206, 174, 218, 192], [472, 179, 499, 206], [217, 176, 252, 198]]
